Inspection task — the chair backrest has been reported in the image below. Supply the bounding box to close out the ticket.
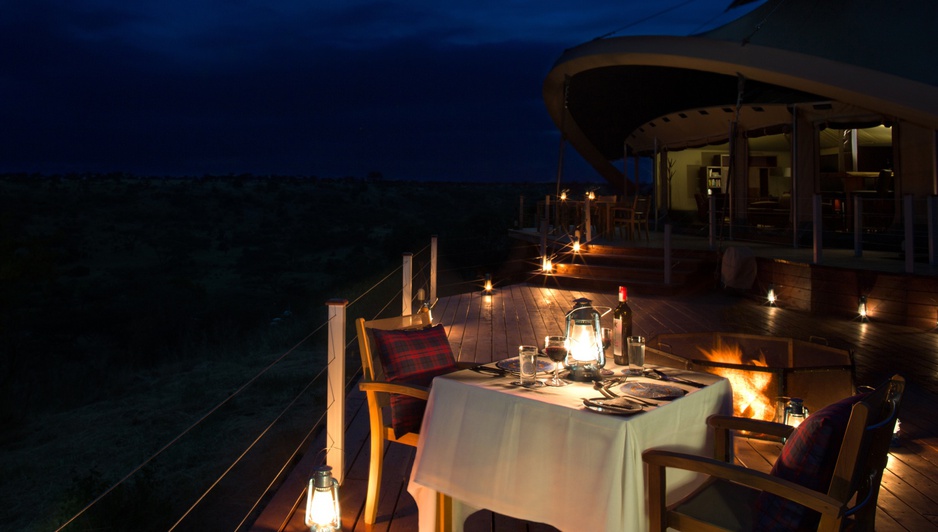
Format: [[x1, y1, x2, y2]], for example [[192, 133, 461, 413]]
[[356, 313, 432, 385], [632, 195, 651, 220], [829, 374, 904, 529]]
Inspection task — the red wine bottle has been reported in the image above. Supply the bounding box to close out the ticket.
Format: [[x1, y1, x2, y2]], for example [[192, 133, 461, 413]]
[[612, 286, 632, 365]]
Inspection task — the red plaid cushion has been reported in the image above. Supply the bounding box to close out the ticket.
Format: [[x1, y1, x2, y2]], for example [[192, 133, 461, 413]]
[[754, 392, 868, 530], [372, 325, 458, 437]]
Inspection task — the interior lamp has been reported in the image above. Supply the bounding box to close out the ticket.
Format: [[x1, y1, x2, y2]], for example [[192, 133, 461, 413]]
[[858, 295, 869, 320], [306, 466, 341, 531], [783, 397, 809, 428]]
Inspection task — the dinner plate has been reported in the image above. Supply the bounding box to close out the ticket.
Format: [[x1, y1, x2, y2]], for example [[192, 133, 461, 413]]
[[582, 397, 644, 415], [619, 382, 687, 400], [495, 357, 555, 374]]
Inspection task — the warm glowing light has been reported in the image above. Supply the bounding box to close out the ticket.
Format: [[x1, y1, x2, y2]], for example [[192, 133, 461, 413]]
[[306, 467, 341, 531], [560, 191, 567, 201], [587, 191, 595, 200], [858, 295, 869, 319], [541, 256, 553, 273], [699, 344, 775, 420], [572, 239, 581, 252], [483, 274, 493, 293], [566, 327, 598, 362], [766, 287, 777, 306]]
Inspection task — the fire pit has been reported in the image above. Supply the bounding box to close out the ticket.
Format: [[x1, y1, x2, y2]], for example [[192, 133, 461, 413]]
[[646, 332, 855, 423]]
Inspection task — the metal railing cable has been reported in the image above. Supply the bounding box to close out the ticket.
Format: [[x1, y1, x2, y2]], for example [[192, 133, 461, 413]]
[[169, 364, 326, 530], [54, 322, 327, 531], [54, 237, 485, 530]]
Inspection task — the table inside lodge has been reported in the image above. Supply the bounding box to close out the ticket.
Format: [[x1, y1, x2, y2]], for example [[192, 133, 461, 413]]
[[407, 363, 732, 532]]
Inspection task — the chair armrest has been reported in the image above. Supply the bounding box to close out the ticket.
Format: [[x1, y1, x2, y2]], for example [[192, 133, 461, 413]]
[[707, 414, 793, 462], [708, 414, 795, 439], [359, 379, 430, 400], [643, 450, 844, 518]]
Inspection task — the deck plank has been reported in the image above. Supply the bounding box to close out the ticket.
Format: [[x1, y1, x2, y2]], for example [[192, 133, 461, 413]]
[[252, 283, 938, 531]]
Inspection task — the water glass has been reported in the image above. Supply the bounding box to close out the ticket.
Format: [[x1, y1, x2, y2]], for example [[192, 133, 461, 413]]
[[627, 336, 645, 376], [515, 345, 542, 387]]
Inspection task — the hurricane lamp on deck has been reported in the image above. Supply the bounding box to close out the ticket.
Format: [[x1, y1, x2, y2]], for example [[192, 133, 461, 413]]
[[572, 237, 581, 253], [858, 295, 869, 320], [305, 466, 341, 531], [766, 286, 777, 306], [563, 297, 605, 381], [783, 397, 809, 428], [541, 256, 553, 273], [483, 274, 493, 294]]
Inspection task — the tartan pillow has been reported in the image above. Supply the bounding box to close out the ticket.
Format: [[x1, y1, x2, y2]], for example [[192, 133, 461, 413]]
[[754, 392, 868, 530], [372, 324, 458, 437]]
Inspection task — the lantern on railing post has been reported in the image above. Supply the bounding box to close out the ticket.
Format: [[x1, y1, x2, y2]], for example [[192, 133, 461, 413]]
[[572, 236, 581, 253], [305, 466, 341, 531], [564, 297, 605, 381], [783, 397, 809, 429], [541, 256, 553, 273]]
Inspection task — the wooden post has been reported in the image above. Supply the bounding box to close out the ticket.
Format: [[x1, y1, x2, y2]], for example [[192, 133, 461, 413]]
[[325, 298, 347, 484], [584, 195, 593, 242], [905, 194, 914, 273], [854, 195, 863, 257], [403, 252, 413, 316], [929, 196, 938, 267], [540, 219, 548, 265], [664, 224, 672, 285], [545, 194, 551, 233], [708, 194, 716, 251], [813, 194, 823, 265], [430, 235, 438, 304]]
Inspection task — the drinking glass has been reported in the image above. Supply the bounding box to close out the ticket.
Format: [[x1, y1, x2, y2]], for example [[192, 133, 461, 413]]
[[543, 336, 568, 386], [512, 345, 544, 387], [627, 335, 646, 376]]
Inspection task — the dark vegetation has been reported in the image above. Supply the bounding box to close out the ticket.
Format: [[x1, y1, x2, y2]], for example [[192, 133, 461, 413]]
[[0, 174, 561, 530]]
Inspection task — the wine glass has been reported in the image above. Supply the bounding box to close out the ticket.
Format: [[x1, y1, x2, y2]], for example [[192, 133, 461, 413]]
[[543, 336, 568, 386]]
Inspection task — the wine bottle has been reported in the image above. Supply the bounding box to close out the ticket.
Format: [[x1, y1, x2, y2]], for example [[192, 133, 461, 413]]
[[612, 286, 632, 365]]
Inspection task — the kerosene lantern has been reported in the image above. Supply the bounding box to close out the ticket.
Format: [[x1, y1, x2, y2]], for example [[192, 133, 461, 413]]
[[564, 297, 605, 381], [783, 397, 809, 428]]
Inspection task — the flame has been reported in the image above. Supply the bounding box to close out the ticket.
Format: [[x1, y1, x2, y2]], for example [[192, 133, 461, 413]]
[[698, 344, 776, 421]]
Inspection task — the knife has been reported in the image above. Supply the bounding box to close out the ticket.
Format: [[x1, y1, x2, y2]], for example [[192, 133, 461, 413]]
[[651, 368, 707, 388]]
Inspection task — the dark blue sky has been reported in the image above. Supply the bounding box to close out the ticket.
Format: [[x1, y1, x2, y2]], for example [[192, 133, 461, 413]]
[[1, 1, 761, 182]]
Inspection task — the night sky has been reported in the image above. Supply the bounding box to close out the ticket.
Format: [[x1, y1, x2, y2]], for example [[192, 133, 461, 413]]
[[1, 1, 763, 182]]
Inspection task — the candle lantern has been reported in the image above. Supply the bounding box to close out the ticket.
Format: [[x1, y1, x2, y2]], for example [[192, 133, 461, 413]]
[[858, 295, 869, 320], [783, 397, 809, 428], [564, 297, 607, 381], [305, 466, 341, 531], [766, 286, 777, 306]]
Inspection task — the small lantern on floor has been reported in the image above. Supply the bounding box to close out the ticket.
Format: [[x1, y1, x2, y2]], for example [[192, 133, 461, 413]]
[[306, 466, 341, 531], [564, 297, 605, 381], [766, 285, 777, 306], [858, 295, 869, 320], [572, 237, 581, 253], [783, 397, 809, 428], [483, 274, 493, 294], [541, 256, 553, 273]]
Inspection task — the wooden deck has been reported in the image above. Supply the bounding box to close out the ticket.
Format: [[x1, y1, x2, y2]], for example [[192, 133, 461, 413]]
[[251, 283, 938, 531]]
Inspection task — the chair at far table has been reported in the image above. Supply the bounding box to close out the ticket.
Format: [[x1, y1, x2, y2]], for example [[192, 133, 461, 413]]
[[613, 195, 650, 240], [356, 313, 468, 525], [643, 374, 904, 532]]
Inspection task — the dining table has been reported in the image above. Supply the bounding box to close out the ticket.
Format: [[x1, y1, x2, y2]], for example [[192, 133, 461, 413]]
[[407, 360, 733, 531]]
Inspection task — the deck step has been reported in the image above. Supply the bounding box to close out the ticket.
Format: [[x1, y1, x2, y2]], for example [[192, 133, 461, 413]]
[[547, 244, 719, 295]]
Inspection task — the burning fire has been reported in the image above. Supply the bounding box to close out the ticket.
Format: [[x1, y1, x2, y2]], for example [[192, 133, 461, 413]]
[[698, 344, 776, 421]]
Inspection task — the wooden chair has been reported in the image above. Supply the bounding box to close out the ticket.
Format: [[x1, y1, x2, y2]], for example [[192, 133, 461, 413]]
[[355, 313, 433, 525], [643, 374, 904, 532], [613, 195, 651, 240]]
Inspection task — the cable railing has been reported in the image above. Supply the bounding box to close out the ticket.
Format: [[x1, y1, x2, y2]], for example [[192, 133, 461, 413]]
[[52, 234, 511, 531]]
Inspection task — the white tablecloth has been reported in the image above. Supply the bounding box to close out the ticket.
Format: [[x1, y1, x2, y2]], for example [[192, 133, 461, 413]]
[[408, 366, 732, 532]]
